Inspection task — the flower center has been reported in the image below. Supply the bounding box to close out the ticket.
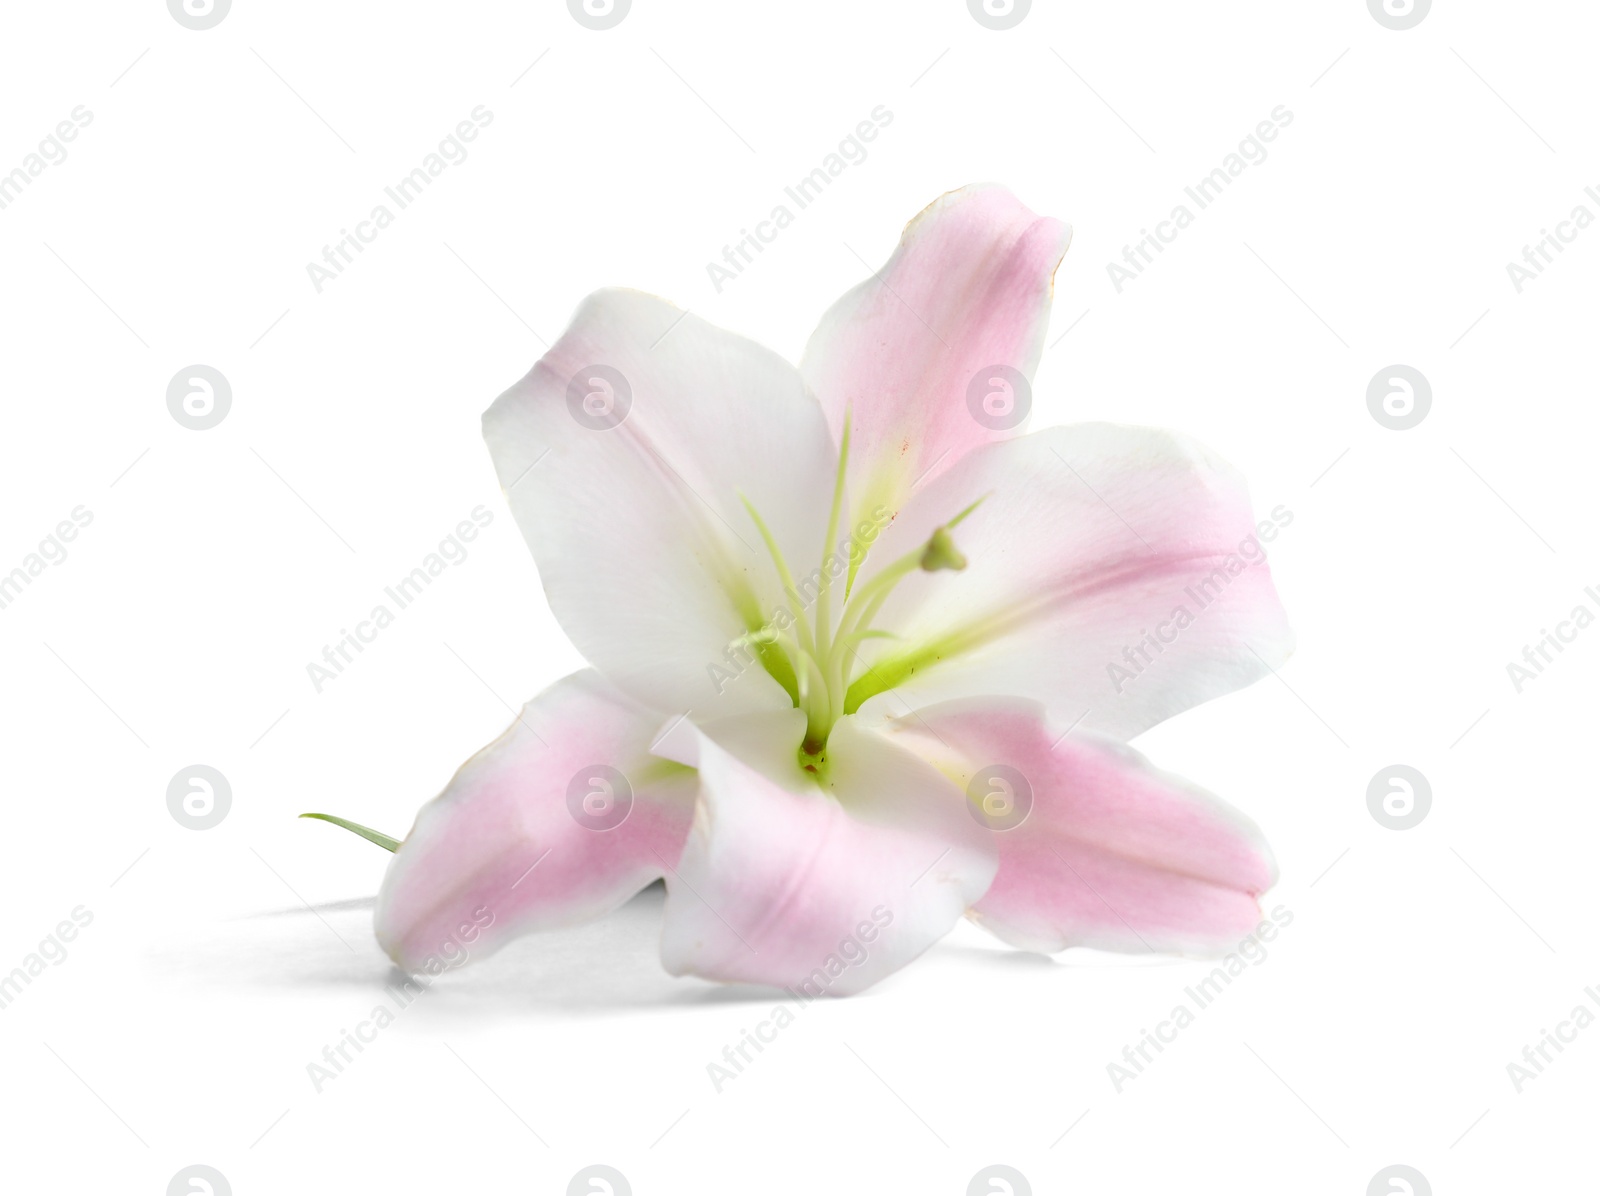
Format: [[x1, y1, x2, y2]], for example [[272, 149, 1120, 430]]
[[735, 415, 982, 765]]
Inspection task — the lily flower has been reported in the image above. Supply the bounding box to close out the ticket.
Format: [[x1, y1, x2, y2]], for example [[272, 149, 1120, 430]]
[[338, 185, 1293, 996]]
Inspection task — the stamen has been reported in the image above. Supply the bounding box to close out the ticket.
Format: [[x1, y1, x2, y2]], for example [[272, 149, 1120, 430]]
[[814, 412, 852, 662], [725, 574, 799, 704], [946, 493, 989, 530], [741, 493, 835, 745], [824, 503, 981, 703], [740, 494, 819, 662], [919, 527, 966, 572], [833, 499, 984, 646], [842, 610, 1015, 714], [737, 452, 987, 758]]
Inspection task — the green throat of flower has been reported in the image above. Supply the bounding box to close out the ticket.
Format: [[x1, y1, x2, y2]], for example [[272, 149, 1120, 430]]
[[733, 416, 984, 767]]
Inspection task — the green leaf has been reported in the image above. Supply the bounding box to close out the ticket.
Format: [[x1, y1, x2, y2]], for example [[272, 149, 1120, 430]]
[[299, 812, 400, 853]]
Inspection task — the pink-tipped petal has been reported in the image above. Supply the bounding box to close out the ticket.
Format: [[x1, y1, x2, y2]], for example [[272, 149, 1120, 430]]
[[374, 670, 696, 974], [484, 289, 837, 720], [888, 697, 1277, 955], [850, 422, 1294, 740], [800, 184, 1072, 516], [652, 710, 996, 995]]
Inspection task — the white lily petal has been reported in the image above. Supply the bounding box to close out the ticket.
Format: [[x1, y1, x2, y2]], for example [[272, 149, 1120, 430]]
[[886, 697, 1278, 956], [483, 289, 838, 720], [374, 670, 696, 974], [848, 423, 1294, 740], [652, 710, 996, 995]]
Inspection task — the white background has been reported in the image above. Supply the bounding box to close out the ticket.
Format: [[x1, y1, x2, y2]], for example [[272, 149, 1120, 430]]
[[1, 1, 1594, 1193]]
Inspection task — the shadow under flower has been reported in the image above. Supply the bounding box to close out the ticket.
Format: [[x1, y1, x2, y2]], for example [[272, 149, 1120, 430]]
[[158, 882, 1134, 1020], [159, 883, 798, 1018]]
